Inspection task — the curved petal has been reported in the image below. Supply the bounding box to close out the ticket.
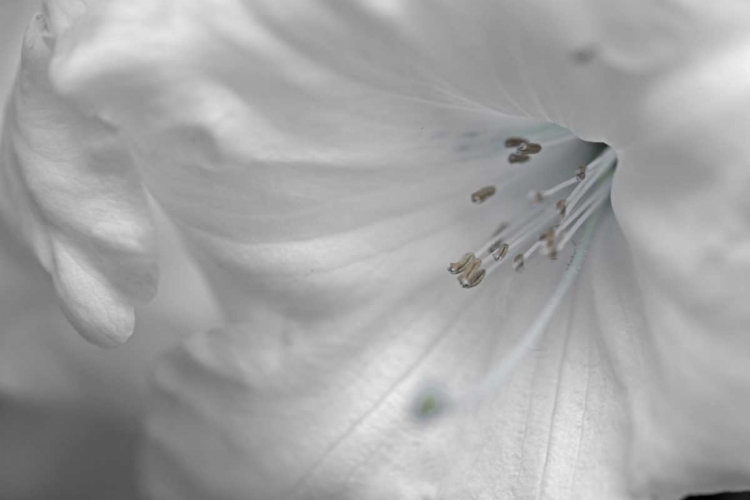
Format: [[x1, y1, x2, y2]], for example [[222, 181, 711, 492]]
[[0, 201, 221, 498], [0, 5, 158, 346]]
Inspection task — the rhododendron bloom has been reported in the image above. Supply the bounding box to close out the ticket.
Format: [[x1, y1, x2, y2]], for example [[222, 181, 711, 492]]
[[3, 1, 750, 500]]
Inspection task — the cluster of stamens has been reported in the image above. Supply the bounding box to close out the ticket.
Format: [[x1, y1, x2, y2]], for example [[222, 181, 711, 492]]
[[414, 130, 615, 421], [449, 140, 616, 289]]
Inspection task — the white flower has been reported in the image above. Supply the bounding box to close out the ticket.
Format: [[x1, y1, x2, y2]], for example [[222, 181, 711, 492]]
[[3, 1, 750, 500]]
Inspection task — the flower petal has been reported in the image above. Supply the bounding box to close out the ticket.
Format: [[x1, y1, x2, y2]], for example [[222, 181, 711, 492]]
[[441, 211, 646, 500], [0, 6, 158, 346], [0, 201, 222, 498], [611, 39, 750, 498], [47, 0, 599, 317], [140, 211, 643, 500]]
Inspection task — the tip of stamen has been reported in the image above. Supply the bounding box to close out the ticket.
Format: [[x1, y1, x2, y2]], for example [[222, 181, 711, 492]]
[[504, 137, 527, 148], [576, 165, 586, 181], [556, 199, 567, 216], [471, 186, 496, 204], [448, 252, 475, 274], [459, 268, 485, 288], [513, 253, 524, 271], [508, 153, 530, 164], [491, 243, 509, 261], [518, 142, 542, 155]]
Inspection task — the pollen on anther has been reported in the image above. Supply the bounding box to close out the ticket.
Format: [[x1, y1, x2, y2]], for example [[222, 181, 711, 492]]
[[471, 186, 496, 204], [556, 199, 567, 216]]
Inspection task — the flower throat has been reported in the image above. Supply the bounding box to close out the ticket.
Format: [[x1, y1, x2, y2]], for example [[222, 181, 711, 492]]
[[414, 127, 615, 421], [448, 131, 616, 289]]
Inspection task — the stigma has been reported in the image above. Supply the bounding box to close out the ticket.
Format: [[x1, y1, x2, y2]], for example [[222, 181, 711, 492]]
[[448, 140, 616, 290]]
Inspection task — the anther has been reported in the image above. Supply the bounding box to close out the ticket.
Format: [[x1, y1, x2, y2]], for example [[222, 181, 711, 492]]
[[576, 165, 586, 181], [458, 258, 485, 289], [448, 253, 474, 274], [513, 253, 524, 271], [504, 137, 527, 148], [491, 242, 509, 261], [471, 186, 496, 204], [517, 142, 542, 155], [556, 199, 567, 216], [509, 153, 530, 164]]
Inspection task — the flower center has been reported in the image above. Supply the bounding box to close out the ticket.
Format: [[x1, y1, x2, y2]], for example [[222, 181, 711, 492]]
[[448, 144, 616, 289], [414, 129, 616, 421]]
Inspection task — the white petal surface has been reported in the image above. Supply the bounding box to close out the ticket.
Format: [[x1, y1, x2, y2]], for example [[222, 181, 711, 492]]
[[0, 6, 158, 346], [611, 44, 750, 498], [0, 1, 38, 105], [142, 211, 640, 500], [45, 0, 750, 499]]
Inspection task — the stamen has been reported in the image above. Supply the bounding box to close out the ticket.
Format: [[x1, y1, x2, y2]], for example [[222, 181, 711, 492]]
[[448, 145, 615, 289], [491, 242, 509, 261], [562, 148, 616, 215], [527, 154, 606, 203], [425, 138, 616, 422], [518, 240, 543, 269], [504, 137, 528, 148], [448, 253, 475, 275], [481, 207, 559, 276], [466, 204, 546, 262], [503, 125, 578, 164], [556, 199, 566, 216], [576, 165, 586, 181], [458, 256, 486, 289], [516, 142, 542, 154], [471, 186, 496, 204], [528, 176, 577, 202]]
